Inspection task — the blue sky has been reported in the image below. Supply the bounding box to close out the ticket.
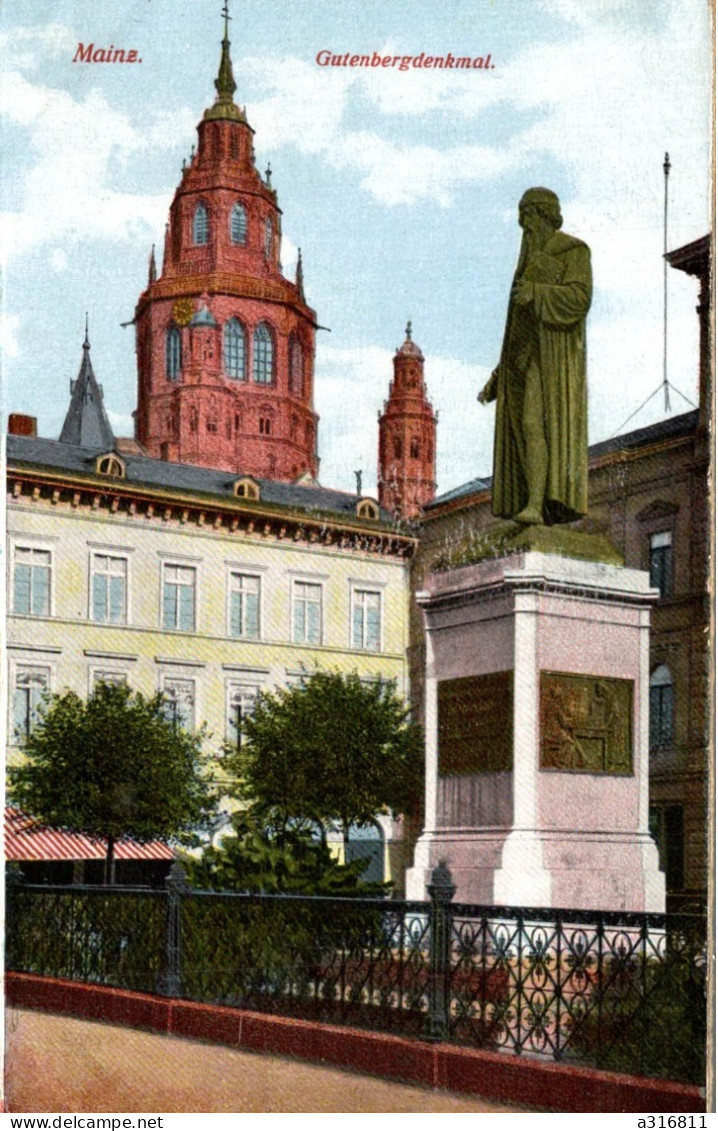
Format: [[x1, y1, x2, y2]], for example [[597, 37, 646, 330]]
[[0, 0, 711, 495]]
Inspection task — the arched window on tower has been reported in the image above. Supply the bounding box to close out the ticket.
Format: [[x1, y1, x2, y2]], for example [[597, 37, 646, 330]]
[[410, 438, 420, 459], [224, 319, 246, 380], [650, 665, 674, 750], [289, 335, 303, 395], [253, 323, 274, 383], [166, 326, 182, 380], [264, 217, 273, 259], [230, 203, 247, 245], [393, 438, 402, 460], [193, 204, 209, 245]]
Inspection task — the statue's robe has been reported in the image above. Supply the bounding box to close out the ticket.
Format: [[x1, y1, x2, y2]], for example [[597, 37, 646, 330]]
[[489, 230, 592, 524]]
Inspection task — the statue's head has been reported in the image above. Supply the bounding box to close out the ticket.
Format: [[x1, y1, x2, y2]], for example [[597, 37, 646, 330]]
[[519, 187, 563, 231]]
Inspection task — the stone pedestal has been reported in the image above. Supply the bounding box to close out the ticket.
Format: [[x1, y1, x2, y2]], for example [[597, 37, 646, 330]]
[[406, 544, 665, 912]]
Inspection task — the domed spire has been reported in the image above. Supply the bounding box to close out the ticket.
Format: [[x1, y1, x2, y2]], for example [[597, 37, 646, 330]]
[[397, 318, 423, 358], [204, 1, 246, 122]]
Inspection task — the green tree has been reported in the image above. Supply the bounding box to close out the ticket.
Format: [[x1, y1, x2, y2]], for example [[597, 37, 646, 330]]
[[9, 681, 217, 883], [185, 809, 388, 895], [225, 670, 423, 854]]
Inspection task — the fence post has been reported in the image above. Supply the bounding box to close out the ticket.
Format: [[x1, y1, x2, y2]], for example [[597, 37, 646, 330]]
[[5, 862, 25, 971], [425, 860, 456, 1041], [158, 860, 189, 998]]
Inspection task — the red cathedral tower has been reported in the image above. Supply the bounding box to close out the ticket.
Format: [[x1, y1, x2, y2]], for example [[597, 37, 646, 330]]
[[134, 12, 318, 480], [378, 323, 437, 520]]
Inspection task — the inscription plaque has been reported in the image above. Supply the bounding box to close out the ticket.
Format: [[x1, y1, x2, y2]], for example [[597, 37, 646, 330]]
[[438, 671, 513, 775], [540, 672, 633, 775]]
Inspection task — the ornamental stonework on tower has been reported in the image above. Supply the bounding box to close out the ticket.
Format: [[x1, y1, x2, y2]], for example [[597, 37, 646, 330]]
[[378, 323, 437, 520], [134, 16, 319, 481]]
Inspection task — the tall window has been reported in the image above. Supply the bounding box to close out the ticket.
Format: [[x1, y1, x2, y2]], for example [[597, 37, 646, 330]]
[[230, 203, 247, 245], [162, 564, 196, 631], [91, 554, 127, 624], [193, 204, 209, 245], [649, 531, 672, 597], [289, 335, 303, 395], [352, 589, 381, 652], [166, 326, 182, 380], [226, 682, 260, 748], [224, 319, 246, 380], [229, 573, 260, 639], [650, 665, 674, 749], [253, 323, 273, 383], [293, 581, 322, 645], [13, 546, 51, 615], [264, 217, 273, 258], [162, 677, 195, 731], [13, 666, 49, 739]]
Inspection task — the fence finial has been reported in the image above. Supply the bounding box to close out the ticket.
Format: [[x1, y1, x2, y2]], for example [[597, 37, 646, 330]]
[[428, 859, 456, 902]]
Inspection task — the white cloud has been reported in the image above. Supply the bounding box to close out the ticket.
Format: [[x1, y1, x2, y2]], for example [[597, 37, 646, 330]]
[[0, 67, 194, 264], [0, 22, 77, 70], [50, 248, 68, 272], [0, 313, 21, 359], [244, 56, 351, 154], [106, 410, 134, 435], [315, 343, 493, 494]]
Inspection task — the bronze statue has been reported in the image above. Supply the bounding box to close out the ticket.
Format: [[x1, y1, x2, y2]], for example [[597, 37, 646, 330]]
[[479, 188, 592, 525]]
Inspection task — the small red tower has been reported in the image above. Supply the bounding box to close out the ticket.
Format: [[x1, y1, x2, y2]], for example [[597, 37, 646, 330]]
[[134, 9, 319, 480], [378, 322, 437, 520]]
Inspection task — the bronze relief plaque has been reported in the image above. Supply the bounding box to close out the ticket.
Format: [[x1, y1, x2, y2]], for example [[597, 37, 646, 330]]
[[540, 672, 633, 775], [438, 671, 513, 775]]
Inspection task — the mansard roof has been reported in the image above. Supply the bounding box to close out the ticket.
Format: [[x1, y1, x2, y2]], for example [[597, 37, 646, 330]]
[[58, 330, 115, 450], [7, 433, 395, 527]]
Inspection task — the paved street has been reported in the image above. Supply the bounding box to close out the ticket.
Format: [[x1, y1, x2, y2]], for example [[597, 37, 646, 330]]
[[5, 1008, 531, 1114]]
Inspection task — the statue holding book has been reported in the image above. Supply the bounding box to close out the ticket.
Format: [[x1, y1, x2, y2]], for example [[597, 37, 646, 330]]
[[479, 188, 592, 525]]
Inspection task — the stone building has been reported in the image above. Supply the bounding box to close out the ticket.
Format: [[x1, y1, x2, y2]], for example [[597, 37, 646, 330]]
[[7, 335, 415, 884], [134, 17, 319, 482], [378, 323, 437, 521]]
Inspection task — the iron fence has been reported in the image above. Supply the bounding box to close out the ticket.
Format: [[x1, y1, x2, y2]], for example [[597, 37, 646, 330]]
[[6, 862, 706, 1085]]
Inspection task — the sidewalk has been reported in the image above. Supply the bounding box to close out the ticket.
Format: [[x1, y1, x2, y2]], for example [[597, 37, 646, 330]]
[[5, 1008, 531, 1114]]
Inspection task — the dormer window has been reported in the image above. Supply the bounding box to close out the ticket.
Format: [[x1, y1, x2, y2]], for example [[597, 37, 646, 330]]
[[356, 498, 380, 521], [96, 454, 125, 478], [193, 204, 209, 245], [230, 203, 247, 245], [233, 477, 260, 500], [166, 326, 182, 380]]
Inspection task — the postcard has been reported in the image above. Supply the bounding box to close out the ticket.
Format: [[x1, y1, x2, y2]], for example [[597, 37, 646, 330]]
[[1, 0, 712, 1117]]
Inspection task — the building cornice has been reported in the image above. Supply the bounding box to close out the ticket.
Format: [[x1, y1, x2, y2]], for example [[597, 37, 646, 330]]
[[135, 272, 317, 326], [7, 464, 417, 560]]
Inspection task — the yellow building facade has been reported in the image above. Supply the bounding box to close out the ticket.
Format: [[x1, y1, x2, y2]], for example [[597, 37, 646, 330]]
[[7, 418, 415, 882]]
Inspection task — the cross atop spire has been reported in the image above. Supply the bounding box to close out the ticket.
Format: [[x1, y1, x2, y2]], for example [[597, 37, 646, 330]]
[[84, 312, 90, 349], [204, 0, 245, 122], [405, 319, 412, 341]]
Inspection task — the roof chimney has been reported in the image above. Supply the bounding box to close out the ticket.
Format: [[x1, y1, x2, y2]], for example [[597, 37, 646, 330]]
[[8, 414, 37, 437]]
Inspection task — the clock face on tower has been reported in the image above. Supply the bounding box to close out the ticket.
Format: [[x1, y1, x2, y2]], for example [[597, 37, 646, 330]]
[[173, 298, 194, 326]]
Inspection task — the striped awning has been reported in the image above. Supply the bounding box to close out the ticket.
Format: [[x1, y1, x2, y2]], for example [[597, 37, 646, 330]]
[[5, 806, 174, 862]]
